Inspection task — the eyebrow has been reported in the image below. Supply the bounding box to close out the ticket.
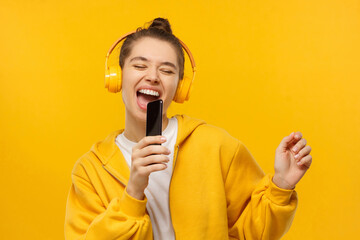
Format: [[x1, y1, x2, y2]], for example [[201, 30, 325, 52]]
[[129, 56, 177, 69]]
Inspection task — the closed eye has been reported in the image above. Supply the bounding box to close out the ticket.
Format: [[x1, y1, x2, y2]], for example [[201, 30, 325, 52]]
[[160, 69, 175, 75], [133, 65, 147, 70]]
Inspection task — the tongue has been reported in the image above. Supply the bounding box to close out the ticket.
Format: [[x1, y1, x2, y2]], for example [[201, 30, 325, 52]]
[[137, 93, 159, 109]]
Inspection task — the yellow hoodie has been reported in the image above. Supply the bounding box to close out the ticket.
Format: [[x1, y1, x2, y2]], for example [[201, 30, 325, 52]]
[[65, 115, 297, 240]]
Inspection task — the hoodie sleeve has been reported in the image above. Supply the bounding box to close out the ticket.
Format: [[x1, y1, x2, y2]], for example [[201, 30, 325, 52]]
[[225, 142, 298, 240], [64, 173, 153, 240]]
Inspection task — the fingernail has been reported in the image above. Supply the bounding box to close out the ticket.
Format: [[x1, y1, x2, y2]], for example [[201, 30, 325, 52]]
[[292, 147, 298, 152], [161, 136, 166, 141], [297, 161, 302, 165], [295, 154, 299, 159]]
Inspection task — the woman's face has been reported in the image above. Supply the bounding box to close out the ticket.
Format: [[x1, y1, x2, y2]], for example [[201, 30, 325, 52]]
[[121, 37, 180, 123]]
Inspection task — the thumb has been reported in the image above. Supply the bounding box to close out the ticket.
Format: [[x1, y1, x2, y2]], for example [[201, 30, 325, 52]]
[[278, 132, 295, 151]]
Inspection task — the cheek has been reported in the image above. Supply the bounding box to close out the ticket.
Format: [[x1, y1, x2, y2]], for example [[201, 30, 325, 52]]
[[121, 69, 140, 91], [121, 71, 136, 104], [164, 78, 179, 107], [170, 77, 179, 95], [121, 69, 132, 88]]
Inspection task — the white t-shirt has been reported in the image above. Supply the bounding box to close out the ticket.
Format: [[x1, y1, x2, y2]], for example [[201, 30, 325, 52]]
[[115, 117, 178, 240]]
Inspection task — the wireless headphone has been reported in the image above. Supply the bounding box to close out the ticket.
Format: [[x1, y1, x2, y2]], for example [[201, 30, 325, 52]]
[[104, 31, 196, 103]]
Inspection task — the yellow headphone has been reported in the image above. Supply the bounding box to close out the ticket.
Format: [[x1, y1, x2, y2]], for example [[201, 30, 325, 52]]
[[104, 31, 196, 103]]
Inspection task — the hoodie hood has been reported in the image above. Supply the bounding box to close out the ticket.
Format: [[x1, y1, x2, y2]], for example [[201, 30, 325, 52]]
[[173, 115, 206, 146]]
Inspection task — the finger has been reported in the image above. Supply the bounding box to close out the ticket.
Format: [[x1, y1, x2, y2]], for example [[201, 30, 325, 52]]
[[141, 155, 170, 166], [294, 145, 312, 161], [296, 154, 312, 168], [133, 162, 168, 178], [133, 145, 170, 158], [294, 131, 303, 141], [134, 136, 167, 150], [143, 162, 168, 174], [287, 131, 303, 149], [292, 138, 307, 154], [132, 155, 169, 171], [278, 132, 295, 150]]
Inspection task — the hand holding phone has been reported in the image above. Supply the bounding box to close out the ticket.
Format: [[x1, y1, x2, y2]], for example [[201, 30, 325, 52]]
[[126, 100, 166, 200]]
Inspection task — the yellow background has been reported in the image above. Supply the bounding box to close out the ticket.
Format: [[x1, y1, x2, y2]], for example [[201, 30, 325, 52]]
[[1, 0, 359, 239]]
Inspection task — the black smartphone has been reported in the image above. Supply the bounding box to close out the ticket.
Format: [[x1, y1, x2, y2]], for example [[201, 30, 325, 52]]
[[146, 100, 163, 137]]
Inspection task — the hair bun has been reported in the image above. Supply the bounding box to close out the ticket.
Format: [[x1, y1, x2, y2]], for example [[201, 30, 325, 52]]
[[148, 18, 172, 34]]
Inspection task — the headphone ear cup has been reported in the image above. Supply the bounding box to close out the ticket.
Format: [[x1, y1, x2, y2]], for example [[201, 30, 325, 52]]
[[173, 78, 184, 103], [105, 65, 122, 93], [185, 76, 193, 101], [173, 76, 192, 103]]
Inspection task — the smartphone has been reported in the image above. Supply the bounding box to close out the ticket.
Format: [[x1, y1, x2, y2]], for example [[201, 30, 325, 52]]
[[146, 100, 163, 137]]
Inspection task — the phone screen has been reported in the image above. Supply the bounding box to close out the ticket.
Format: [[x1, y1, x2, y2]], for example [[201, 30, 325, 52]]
[[146, 100, 163, 137]]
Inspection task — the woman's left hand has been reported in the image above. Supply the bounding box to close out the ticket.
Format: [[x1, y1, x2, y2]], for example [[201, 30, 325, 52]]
[[272, 132, 312, 189]]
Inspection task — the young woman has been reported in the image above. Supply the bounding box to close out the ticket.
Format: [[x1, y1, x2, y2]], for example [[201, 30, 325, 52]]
[[65, 18, 312, 240]]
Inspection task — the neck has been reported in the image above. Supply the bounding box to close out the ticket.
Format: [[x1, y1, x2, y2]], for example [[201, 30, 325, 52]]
[[124, 112, 169, 142]]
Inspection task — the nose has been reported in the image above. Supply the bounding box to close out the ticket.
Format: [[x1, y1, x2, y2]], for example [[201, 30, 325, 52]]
[[145, 67, 160, 84]]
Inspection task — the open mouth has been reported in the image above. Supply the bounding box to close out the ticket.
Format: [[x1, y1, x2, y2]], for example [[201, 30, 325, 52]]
[[136, 89, 161, 110]]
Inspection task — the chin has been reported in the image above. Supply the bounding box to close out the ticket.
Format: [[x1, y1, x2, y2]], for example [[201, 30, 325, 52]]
[[135, 110, 147, 123]]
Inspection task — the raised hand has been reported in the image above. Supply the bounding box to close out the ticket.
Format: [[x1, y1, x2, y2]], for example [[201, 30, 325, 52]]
[[273, 132, 312, 189], [126, 136, 170, 200]]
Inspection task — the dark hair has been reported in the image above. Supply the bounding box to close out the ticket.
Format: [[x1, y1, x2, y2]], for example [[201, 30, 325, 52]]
[[119, 18, 185, 80]]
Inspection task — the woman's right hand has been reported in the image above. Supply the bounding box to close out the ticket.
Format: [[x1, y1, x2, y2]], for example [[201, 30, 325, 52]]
[[126, 136, 170, 200]]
